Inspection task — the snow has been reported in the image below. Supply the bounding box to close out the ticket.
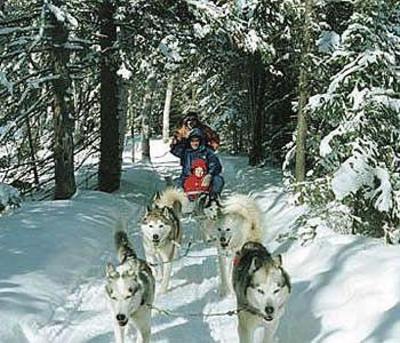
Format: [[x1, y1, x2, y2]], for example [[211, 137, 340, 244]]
[[319, 126, 341, 157], [159, 36, 182, 63], [372, 166, 393, 213], [327, 50, 390, 96], [244, 29, 263, 53], [1, 139, 400, 342], [317, 31, 340, 53], [117, 63, 132, 80], [331, 150, 373, 200], [0, 71, 13, 95], [193, 23, 211, 39], [348, 85, 369, 112], [47, 3, 78, 28]]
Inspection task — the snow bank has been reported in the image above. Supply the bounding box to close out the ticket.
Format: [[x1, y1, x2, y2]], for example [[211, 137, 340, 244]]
[[0, 191, 139, 342], [280, 229, 400, 343]]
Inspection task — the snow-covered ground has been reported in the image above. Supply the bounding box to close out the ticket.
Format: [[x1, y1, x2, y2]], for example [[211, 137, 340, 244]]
[[1, 139, 400, 342]]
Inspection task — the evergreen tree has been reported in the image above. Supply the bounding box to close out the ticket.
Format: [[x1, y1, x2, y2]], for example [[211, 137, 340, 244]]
[[293, 0, 400, 240]]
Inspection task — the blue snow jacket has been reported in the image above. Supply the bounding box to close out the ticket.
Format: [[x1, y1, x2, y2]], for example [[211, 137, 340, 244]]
[[171, 128, 222, 184]]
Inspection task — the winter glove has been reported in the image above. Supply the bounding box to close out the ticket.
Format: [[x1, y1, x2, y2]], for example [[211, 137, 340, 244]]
[[201, 174, 212, 187]]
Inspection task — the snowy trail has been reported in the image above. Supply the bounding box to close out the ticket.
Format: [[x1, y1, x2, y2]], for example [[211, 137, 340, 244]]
[[2, 139, 400, 342]]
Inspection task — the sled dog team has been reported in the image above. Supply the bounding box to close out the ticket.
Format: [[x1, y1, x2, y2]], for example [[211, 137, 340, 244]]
[[105, 188, 291, 343]]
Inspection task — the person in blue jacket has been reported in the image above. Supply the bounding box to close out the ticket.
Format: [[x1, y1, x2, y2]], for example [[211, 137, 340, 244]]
[[170, 128, 224, 198]]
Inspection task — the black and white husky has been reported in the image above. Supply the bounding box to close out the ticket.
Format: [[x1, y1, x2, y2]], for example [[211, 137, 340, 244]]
[[213, 194, 264, 296], [232, 242, 291, 343], [140, 187, 186, 293], [105, 231, 155, 343]]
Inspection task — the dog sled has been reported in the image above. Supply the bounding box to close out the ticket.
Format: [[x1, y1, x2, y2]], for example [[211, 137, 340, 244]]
[[164, 176, 210, 216], [183, 190, 210, 216]]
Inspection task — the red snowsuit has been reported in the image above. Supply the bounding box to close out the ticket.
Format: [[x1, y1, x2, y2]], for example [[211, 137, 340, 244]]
[[183, 159, 210, 200]]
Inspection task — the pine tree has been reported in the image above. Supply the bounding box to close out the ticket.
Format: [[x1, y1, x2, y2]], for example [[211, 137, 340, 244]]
[[298, 0, 400, 239]]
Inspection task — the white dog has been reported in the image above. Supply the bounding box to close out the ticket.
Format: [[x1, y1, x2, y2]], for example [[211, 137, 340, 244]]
[[140, 187, 186, 293], [214, 194, 263, 296], [106, 230, 155, 343], [232, 241, 291, 343]]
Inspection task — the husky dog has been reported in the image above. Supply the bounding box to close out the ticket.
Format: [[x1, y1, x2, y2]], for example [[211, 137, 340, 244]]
[[232, 242, 291, 343], [195, 193, 222, 241], [106, 231, 155, 343], [141, 187, 185, 293], [213, 194, 263, 296]]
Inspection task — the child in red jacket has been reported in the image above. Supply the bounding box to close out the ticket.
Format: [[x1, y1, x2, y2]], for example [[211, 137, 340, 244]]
[[183, 159, 210, 200]]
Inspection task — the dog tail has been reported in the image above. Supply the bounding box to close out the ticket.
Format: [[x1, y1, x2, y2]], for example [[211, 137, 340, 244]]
[[115, 230, 136, 263], [156, 187, 187, 218], [222, 194, 263, 241]]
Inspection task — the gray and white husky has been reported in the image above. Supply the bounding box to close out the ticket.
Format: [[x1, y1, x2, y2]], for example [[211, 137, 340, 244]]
[[195, 193, 223, 241], [140, 187, 185, 293], [213, 194, 264, 296], [232, 242, 291, 343], [105, 231, 155, 343]]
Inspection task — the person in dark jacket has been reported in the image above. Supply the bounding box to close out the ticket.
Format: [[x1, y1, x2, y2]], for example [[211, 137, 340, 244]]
[[171, 128, 224, 198], [170, 112, 220, 152]]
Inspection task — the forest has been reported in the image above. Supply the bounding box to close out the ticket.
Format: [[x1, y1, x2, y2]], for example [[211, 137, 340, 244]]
[[0, 1, 400, 342], [1, 0, 399, 240]]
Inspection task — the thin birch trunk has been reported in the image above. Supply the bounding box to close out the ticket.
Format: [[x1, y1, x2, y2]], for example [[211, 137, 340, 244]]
[[162, 78, 174, 143]]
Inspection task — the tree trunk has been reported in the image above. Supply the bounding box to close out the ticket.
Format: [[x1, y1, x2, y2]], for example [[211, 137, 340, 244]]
[[141, 78, 156, 161], [119, 79, 128, 155], [295, 0, 313, 184], [25, 116, 40, 187], [162, 78, 174, 143], [249, 51, 266, 166], [127, 87, 135, 163], [49, 0, 76, 200], [98, 0, 122, 193]]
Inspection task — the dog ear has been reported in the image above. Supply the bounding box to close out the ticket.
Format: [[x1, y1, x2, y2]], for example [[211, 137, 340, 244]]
[[162, 206, 171, 218], [249, 257, 262, 274], [106, 262, 117, 278], [154, 191, 161, 201], [273, 254, 282, 267]]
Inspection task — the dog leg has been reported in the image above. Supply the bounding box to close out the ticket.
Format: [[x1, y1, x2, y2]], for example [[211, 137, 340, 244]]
[[143, 245, 160, 281], [147, 252, 161, 281], [113, 322, 126, 343], [262, 321, 278, 343], [226, 257, 235, 294], [155, 252, 164, 281], [133, 308, 152, 343], [238, 314, 253, 343], [159, 247, 173, 293]]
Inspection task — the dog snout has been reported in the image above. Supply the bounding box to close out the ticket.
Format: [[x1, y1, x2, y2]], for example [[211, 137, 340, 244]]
[[153, 234, 159, 241], [116, 313, 128, 326], [116, 313, 126, 321], [220, 236, 226, 242], [265, 306, 274, 315]]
